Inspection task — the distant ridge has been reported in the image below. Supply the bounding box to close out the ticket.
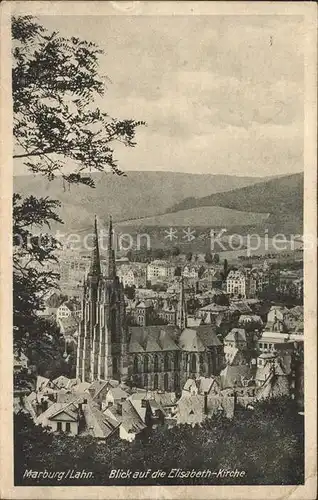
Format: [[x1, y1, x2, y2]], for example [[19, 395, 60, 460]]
[[14, 171, 272, 232], [166, 172, 303, 234]]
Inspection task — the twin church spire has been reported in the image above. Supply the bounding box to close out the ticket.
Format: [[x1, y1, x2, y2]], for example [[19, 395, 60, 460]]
[[88, 215, 116, 280], [88, 215, 187, 329]]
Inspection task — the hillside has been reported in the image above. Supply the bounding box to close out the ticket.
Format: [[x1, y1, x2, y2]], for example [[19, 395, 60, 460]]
[[14, 171, 268, 232], [118, 205, 269, 227], [167, 173, 303, 234]]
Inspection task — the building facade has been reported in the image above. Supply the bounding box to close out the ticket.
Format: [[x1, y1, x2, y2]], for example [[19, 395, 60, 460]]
[[147, 260, 175, 284]]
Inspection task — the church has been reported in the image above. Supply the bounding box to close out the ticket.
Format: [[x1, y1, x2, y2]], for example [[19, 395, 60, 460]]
[[76, 218, 224, 392]]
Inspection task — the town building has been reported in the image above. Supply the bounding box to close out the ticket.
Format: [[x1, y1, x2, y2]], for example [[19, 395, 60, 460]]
[[117, 264, 147, 288], [56, 299, 81, 321], [147, 260, 175, 284], [265, 305, 303, 334], [226, 269, 255, 298]]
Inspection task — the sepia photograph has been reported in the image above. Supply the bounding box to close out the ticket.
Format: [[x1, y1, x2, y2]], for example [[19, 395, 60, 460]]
[[0, 1, 317, 499]]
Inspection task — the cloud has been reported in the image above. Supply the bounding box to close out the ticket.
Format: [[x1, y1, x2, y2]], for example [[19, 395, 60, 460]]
[[15, 14, 304, 177]]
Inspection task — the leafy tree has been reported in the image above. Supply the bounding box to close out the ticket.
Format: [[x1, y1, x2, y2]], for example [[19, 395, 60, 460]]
[[12, 16, 144, 369], [13, 16, 144, 183], [13, 193, 62, 356], [174, 266, 182, 277], [186, 252, 193, 262], [153, 248, 166, 260], [150, 315, 169, 326], [198, 265, 206, 279], [204, 251, 213, 264], [212, 293, 229, 306], [171, 246, 180, 257], [186, 297, 201, 315], [212, 253, 220, 264], [124, 285, 136, 300], [15, 397, 304, 486]]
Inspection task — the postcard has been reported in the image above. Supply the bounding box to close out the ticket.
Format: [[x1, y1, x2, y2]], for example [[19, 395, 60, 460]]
[[0, 1, 317, 499]]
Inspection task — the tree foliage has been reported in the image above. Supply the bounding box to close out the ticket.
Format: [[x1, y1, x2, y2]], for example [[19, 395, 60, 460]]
[[12, 16, 144, 368], [13, 15, 144, 184], [15, 398, 304, 486]]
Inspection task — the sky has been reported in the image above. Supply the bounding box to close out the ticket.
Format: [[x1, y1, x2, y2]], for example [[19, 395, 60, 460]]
[[14, 14, 304, 177]]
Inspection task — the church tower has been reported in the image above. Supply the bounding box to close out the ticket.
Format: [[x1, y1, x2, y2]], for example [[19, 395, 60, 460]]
[[76, 217, 128, 383], [177, 276, 187, 330]]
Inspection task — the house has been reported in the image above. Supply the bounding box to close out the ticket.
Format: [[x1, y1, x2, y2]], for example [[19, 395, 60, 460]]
[[88, 379, 120, 404], [52, 375, 78, 391], [198, 267, 219, 289], [224, 346, 248, 366], [229, 300, 252, 315], [35, 401, 81, 435], [182, 376, 221, 397], [265, 306, 289, 331], [103, 399, 147, 442], [197, 303, 229, 324], [249, 267, 270, 293], [226, 269, 258, 298], [182, 265, 200, 280], [226, 270, 247, 298], [118, 265, 147, 288], [82, 399, 120, 440], [103, 386, 129, 409], [256, 331, 304, 353], [56, 299, 81, 321], [157, 302, 177, 325], [34, 390, 122, 440], [128, 393, 153, 426], [220, 365, 254, 390], [224, 328, 248, 350], [284, 306, 304, 334], [57, 316, 79, 341], [255, 352, 290, 400], [130, 300, 154, 326], [175, 391, 235, 426], [147, 261, 175, 284], [146, 391, 178, 421], [36, 375, 53, 393], [38, 292, 66, 317], [264, 305, 303, 334], [238, 314, 263, 330]]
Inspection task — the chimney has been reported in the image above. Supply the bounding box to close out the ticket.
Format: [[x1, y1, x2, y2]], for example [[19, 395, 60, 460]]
[[117, 402, 122, 415], [203, 391, 208, 415], [41, 398, 48, 412]]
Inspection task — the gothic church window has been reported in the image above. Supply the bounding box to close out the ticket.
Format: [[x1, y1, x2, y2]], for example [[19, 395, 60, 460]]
[[191, 354, 197, 373], [113, 357, 118, 376], [174, 372, 180, 391], [164, 373, 169, 391], [154, 373, 158, 390], [164, 353, 170, 371], [110, 308, 117, 342], [144, 355, 148, 373], [154, 354, 159, 372], [199, 354, 204, 370], [174, 351, 179, 369], [133, 356, 138, 374]]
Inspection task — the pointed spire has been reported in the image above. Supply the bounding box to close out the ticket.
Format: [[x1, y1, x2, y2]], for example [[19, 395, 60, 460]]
[[177, 275, 187, 329], [88, 215, 101, 277], [106, 215, 116, 279]]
